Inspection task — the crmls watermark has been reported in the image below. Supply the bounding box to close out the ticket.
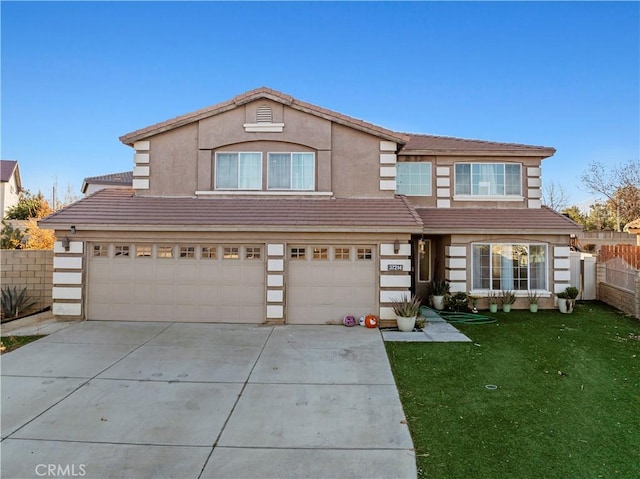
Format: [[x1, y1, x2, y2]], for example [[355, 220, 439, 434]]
[[35, 464, 87, 477]]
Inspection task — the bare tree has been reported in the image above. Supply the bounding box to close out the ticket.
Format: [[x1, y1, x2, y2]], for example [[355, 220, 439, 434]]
[[580, 159, 640, 231], [542, 180, 569, 212]]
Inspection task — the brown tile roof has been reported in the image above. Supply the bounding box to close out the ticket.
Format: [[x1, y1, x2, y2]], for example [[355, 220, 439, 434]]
[[0, 160, 19, 183], [401, 134, 555, 156], [81, 171, 133, 193], [120, 87, 409, 146], [40, 188, 423, 232], [416, 207, 581, 234]]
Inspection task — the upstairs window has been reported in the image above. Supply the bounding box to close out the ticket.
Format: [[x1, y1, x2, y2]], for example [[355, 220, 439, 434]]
[[268, 153, 315, 190], [455, 163, 521, 197], [396, 162, 432, 196], [215, 152, 262, 190]]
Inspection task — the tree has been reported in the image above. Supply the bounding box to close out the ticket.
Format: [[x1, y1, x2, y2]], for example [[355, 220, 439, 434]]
[[580, 159, 640, 231], [542, 181, 569, 212], [562, 206, 586, 226], [4, 191, 53, 220], [1, 222, 25, 249], [25, 218, 55, 250]]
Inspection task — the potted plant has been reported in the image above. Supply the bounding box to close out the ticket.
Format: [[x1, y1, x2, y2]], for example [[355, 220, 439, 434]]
[[428, 279, 450, 310], [556, 290, 569, 313], [487, 291, 499, 313], [390, 295, 422, 332], [527, 290, 540, 313], [564, 286, 579, 314], [501, 290, 516, 313]]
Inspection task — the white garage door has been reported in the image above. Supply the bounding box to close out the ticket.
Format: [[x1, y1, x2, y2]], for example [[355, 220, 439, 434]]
[[287, 245, 377, 324], [87, 243, 265, 322]]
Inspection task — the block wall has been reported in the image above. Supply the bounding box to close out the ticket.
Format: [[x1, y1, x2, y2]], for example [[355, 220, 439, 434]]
[[0, 249, 54, 312]]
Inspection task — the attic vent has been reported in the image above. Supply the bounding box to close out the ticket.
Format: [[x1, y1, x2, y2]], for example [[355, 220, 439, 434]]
[[256, 105, 273, 123]]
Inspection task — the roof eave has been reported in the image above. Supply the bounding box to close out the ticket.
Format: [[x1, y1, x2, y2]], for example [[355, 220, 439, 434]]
[[38, 222, 422, 234], [400, 148, 556, 157]]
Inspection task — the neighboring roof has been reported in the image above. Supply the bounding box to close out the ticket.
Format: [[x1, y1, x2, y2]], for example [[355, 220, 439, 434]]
[[40, 188, 423, 233], [401, 134, 556, 157], [0, 160, 20, 184], [120, 87, 409, 146], [415, 206, 582, 234], [81, 171, 133, 193]]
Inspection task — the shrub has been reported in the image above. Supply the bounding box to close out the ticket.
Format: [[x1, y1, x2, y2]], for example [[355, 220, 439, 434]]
[[1, 286, 37, 319]]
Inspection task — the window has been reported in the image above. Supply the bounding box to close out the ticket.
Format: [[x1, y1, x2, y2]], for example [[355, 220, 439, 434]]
[[396, 162, 432, 196], [201, 246, 217, 259], [290, 247, 306, 260], [158, 246, 173, 258], [268, 153, 315, 190], [114, 245, 130, 257], [223, 247, 239, 259], [357, 248, 373, 260], [472, 243, 547, 291], [136, 245, 152, 258], [215, 152, 262, 190], [334, 248, 350, 260], [313, 247, 328, 260], [179, 246, 196, 258], [245, 247, 262, 260], [93, 244, 109, 257], [455, 163, 521, 197]]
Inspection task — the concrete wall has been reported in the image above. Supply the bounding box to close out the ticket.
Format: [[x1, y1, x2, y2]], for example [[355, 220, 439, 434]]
[[596, 263, 640, 319], [1, 249, 53, 313]]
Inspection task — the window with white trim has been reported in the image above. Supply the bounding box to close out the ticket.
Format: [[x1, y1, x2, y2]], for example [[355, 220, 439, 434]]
[[455, 163, 521, 197], [93, 244, 109, 257], [396, 162, 432, 196], [114, 245, 130, 257], [179, 246, 196, 258], [158, 246, 173, 258], [215, 152, 262, 190], [268, 153, 315, 190], [472, 243, 547, 291]]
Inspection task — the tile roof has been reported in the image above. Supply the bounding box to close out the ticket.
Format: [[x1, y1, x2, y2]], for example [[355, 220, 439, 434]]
[[83, 171, 133, 185], [415, 207, 582, 234], [120, 87, 409, 146], [401, 134, 555, 156], [40, 188, 423, 232], [81, 171, 133, 192], [0, 160, 19, 183]]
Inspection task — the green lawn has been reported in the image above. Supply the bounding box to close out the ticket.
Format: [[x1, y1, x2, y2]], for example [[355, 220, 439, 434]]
[[385, 302, 640, 479], [0, 335, 45, 354]]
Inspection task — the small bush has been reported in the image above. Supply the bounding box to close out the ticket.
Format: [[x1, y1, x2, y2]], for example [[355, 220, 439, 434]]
[[446, 292, 469, 312]]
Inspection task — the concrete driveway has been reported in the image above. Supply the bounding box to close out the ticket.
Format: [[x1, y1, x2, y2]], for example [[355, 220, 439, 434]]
[[1, 321, 416, 478]]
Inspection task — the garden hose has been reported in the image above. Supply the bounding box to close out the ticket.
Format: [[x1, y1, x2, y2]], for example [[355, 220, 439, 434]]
[[420, 306, 497, 324]]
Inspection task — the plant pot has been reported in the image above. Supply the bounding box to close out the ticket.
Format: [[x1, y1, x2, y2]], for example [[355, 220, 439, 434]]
[[502, 304, 512, 313], [566, 300, 575, 314], [396, 315, 416, 332], [489, 303, 498, 313], [529, 304, 538, 313], [432, 295, 445, 310], [558, 298, 568, 313]]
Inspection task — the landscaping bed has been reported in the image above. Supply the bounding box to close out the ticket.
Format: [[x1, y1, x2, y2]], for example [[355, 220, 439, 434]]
[[386, 301, 640, 479], [0, 335, 45, 354]]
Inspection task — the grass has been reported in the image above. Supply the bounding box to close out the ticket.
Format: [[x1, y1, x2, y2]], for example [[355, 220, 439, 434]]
[[0, 335, 45, 354], [385, 302, 640, 479]]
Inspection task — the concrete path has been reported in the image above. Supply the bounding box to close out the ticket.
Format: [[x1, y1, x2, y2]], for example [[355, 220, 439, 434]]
[[1, 321, 416, 478]]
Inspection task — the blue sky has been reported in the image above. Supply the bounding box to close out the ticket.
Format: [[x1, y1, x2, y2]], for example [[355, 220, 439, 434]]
[[2, 1, 638, 206]]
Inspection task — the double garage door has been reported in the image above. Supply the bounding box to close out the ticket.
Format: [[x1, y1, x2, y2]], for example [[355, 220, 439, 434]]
[[87, 243, 265, 322], [87, 243, 377, 323]]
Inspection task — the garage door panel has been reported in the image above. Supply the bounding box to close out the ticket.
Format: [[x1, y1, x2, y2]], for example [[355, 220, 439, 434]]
[[88, 243, 265, 323], [288, 246, 376, 325]]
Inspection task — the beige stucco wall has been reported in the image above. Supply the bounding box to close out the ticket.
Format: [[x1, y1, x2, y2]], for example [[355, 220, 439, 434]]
[[135, 99, 398, 199], [398, 154, 544, 208]]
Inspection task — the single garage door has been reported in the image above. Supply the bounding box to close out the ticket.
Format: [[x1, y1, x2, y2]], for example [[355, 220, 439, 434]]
[[287, 245, 377, 324], [87, 243, 265, 322]]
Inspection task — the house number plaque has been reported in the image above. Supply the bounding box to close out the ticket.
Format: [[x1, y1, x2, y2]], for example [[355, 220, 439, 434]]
[[387, 264, 404, 271]]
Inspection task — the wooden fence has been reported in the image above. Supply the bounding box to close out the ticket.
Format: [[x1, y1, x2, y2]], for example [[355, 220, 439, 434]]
[[600, 245, 640, 269]]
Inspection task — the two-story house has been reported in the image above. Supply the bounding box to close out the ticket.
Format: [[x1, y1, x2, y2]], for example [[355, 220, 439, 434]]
[[40, 87, 580, 325]]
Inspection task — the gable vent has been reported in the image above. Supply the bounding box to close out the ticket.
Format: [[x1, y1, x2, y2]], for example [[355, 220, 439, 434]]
[[256, 105, 273, 123]]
